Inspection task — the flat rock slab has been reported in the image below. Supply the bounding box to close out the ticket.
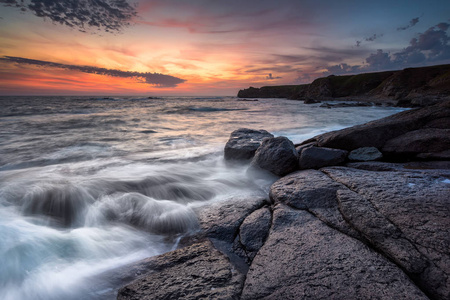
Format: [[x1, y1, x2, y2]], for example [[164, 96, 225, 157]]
[[241, 205, 428, 300], [224, 128, 274, 161], [348, 146, 383, 161], [323, 166, 450, 300], [117, 240, 244, 300]]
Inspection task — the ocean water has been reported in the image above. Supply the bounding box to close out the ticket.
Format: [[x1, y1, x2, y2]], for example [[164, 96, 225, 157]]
[[0, 96, 405, 299]]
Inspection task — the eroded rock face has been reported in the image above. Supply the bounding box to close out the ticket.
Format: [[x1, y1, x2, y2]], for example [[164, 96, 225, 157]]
[[241, 205, 428, 300], [117, 240, 244, 300], [299, 146, 348, 169], [251, 136, 299, 176], [348, 146, 383, 161], [224, 128, 274, 161]]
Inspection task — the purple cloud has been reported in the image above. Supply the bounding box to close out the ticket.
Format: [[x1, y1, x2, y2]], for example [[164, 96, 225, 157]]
[[0, 56, 186, 87], [266, 73, 282, 80], [0, 0, 137, 32]]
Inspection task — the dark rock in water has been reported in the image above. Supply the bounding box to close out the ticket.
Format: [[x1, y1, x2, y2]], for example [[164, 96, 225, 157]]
[[382, 128, 450, 159], [348, 146, 383, 161], [117, 240, 244, 300], [323, 166, 450, 300], [241, 204, 428, 300], [299, 146, 348, 169], [251, 136, 299, 176], [303, 98, 321, 104], [303, 100, 450, 151], [236, 98, 258, 102], [320, 102, 373, 108], [224, 128, 274, 161]]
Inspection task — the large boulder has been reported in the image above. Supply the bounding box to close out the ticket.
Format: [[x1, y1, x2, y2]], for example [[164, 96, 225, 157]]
[[348, 147, 383, 161], [382, 128, 450, 159], [224, 128, 273, 160], [251, 136, 299, 176], [302, 100, 450, 151], [117, 240, 244, 300], [241, 204, 428, 300], [299, 146, 348, 169], [323, 166, 450, 300]]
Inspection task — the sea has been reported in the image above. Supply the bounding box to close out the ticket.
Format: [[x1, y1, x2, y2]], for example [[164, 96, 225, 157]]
[[0, 95, 406, 299]]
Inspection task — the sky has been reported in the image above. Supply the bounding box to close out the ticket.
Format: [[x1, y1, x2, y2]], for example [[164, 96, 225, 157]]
[[0, 0, 449, 96]]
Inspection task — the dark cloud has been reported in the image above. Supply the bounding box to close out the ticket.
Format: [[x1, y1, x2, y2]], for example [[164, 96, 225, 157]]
[[0, 0, 137, 32], [356, 33, 383, 47], [266, 73, 282, 80], [0, 56, 186, 87], [397, 17, 420, 31], [326, 22, 450, 75]]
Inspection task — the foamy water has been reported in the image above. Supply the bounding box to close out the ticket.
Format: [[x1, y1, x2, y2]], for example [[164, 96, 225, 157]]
[[0, 96, 405, 299]]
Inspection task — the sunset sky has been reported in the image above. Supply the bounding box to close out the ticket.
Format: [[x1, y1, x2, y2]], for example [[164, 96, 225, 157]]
[[0, 0, 449, 96]]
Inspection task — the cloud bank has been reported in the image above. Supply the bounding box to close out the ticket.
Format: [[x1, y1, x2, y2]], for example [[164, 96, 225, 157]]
[[0, 0, 137, 32], [327, 22, 450, 75], [0, 56, 186, 87]]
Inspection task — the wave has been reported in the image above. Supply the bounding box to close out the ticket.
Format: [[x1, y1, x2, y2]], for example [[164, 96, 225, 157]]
[[188, 107, 247, 112]]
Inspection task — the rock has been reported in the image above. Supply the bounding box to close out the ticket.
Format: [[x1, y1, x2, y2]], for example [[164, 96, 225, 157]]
[[323, 166, 450, 300], [251, 136, 299, 176], [295, 141, 316, 154], [348, 147, 383, 161], [194, 197, 267, 243], [299, 146, 348, 169], [303, 100, 450, 151], [269, 170, 362, 239], [382, 128, 450, 159], [233, 206, 271, 262], [224, 128, 274, 161], [241, 204, 428, 300], [303, 98, 321, 104], [117, 240, 244, 300]]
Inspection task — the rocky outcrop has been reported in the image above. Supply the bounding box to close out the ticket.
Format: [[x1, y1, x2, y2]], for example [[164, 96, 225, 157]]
[[237, 64, 450, 107], [298, 146, 347, 169], [224, 128, 274, 161], [251, 136, 299, 176], [117, 240, 244, 300], [302, 100, 450, 158], [117, 102, 450, 300]]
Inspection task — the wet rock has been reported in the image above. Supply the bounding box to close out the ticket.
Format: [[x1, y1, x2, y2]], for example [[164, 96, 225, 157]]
[[233, 206, 272, 262], [251, 136, 299, 176], [269, 170, 362, 239], [194, 197, 267, 243], [348, 146, 383, 161], [303, 100, 450, 151], [224, 128, 274, 161], [117, 240, 244, 300], [241, 205, 428, 300], [299, 146, 348, 169], [323, 166, 450, 300], [382, 128, 450, 159], [303, 98, 321, 104]]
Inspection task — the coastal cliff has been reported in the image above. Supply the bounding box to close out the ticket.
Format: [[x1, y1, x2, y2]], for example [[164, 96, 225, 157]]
[[238, 64, 450, 107]]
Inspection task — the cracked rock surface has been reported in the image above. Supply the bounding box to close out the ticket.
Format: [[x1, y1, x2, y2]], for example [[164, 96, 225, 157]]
[[117, 164, 449, 300]]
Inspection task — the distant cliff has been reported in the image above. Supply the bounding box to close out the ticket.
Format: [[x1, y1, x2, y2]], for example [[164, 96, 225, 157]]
[[237, 64, 450, 107]]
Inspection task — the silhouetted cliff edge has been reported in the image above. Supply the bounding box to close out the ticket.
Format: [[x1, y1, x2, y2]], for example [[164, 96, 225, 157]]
[[238, 64, 450, 107]]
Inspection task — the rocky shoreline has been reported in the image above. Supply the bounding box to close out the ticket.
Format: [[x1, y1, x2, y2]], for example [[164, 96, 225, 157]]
[[117, 101, 449, 300], [238, 64, 450, 108]]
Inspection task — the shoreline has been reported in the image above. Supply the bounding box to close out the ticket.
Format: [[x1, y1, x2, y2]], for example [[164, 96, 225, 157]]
[[117, 101, 450, 299]]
